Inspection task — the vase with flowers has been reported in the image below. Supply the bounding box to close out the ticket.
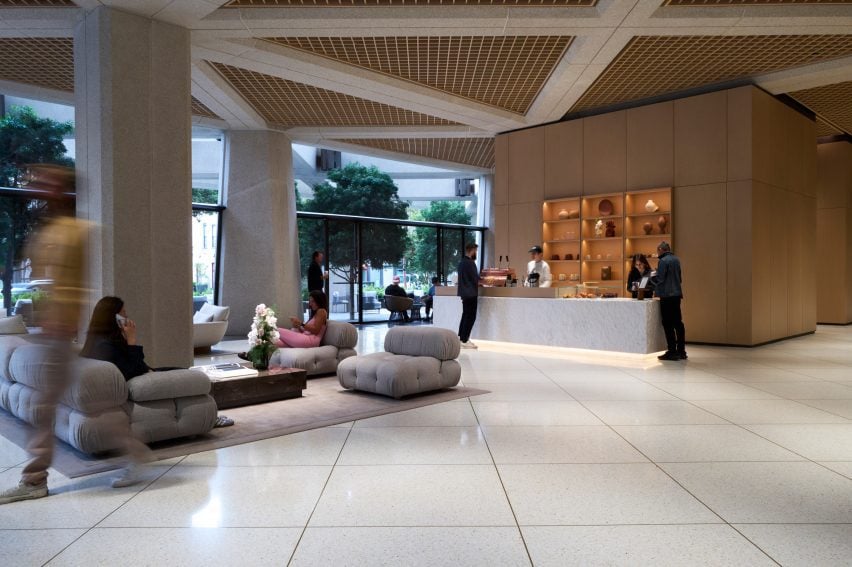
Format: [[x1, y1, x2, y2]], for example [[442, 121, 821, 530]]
[[247, 303, 279, 370]]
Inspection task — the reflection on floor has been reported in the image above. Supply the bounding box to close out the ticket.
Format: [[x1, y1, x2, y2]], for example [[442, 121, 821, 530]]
[[2, 325, 851, 566]]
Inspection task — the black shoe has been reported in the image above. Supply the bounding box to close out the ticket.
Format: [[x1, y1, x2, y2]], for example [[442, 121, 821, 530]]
[[678, 351, 688, 360], [237, 352, 250, 361], [658, 352, 681, 361]]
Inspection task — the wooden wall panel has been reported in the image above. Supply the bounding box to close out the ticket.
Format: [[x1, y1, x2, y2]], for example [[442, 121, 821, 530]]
[[802, 120, 818, 199], [787, 191, 805, 334], [752, 181, 773, 344], [770, 100, 793, 191], [727, 87, 752, 183], [800, 194, 818, 330], [770, 186, 789, 339], [847, 203, 852, 323], [507, 202, 542, 272], [751, 89, 773, 189], [726, 180, 753, 345], [817, 143, 852, 209], [583, 111, 627, 194], [674, 91, 727, 188], [674, 183, 727, 343], [508, 128, 545, 205], [494, 134, 509, 206], [544, 120, 583, 199], [626, 101, 674, 190], [816, 207, 845, 323], [493, 204, 510, 268]]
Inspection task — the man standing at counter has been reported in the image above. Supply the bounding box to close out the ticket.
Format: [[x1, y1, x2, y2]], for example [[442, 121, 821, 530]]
[[457, 242, 480, 349], [654, 241, 686, 361], [526, 245, 552, 287]]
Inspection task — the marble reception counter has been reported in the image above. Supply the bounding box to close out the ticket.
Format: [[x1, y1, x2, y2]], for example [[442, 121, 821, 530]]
[[433, 288, 666, 354]]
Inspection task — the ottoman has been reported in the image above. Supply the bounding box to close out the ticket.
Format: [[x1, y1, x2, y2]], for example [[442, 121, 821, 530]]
[[337, 326, 461, 399]]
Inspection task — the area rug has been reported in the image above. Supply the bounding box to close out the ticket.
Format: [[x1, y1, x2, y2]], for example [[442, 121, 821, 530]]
[[0, 377, 488, 478]]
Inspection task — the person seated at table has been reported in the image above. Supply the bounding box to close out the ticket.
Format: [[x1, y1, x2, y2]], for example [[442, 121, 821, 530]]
[[279, 290, 328, 348], [424, 276, 440, 321], [627, 253, 655, 298], [384, 275, 411, 322], [81, 296, 234, 427]]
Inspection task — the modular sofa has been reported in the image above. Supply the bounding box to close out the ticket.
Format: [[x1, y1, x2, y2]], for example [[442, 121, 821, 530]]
[[0, 336, 217, 455], [337, 326, 461, 398], [269, 320, 358, 376]]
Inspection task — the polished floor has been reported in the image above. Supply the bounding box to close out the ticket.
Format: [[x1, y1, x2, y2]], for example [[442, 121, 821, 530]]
[[1, 326, 851, 566]]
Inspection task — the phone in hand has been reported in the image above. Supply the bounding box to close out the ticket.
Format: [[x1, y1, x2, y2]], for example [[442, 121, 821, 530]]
[[116, 314, 127, 328]]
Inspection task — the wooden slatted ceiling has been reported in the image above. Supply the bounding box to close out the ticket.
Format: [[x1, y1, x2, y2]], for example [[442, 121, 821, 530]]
[[0, 37, 73, 92], [664, 1, 852, 6], [571, 35, 852, 113], [223, 0, 595, 7], [211, 61, 459, 127], [0, 0, 76, 6], [333, 137, 494, 168], [191, 97, 222, 120], [789, 81, 852, 136], [264, 36, 573, 115]]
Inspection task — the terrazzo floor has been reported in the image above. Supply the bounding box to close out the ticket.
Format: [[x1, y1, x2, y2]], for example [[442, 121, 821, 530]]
[[1, 324, 851, 566]]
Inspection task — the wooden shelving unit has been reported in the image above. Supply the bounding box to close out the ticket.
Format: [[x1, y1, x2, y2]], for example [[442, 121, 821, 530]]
[[542, 188, 673, 297]]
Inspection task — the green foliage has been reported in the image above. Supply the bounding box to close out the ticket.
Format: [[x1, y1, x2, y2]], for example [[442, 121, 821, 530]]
[[298, 163, 410, 285], [407, 201, 471, 280], [0, 106, 73, 188], [0, 106, 74, 314], [191, 187, 218, 205]]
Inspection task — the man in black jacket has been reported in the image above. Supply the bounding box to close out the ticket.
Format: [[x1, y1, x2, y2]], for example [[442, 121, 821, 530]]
[[384, 275, 411, 322], [654, 241, 686, 361], [457, 242, 480, 349], [307, 251, 325, 292]]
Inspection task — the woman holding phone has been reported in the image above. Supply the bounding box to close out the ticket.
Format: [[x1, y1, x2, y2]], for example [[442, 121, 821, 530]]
[[627, 254, 655, 299]]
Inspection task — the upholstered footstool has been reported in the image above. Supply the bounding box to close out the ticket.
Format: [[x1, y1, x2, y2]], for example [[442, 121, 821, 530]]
[[337, 326, 461, 399]]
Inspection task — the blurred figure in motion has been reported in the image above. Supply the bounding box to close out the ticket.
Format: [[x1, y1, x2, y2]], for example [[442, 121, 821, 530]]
[[0, 165, 147, 506]]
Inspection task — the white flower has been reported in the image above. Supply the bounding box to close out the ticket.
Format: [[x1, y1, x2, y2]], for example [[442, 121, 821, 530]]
[[255, 303, 267, 316]]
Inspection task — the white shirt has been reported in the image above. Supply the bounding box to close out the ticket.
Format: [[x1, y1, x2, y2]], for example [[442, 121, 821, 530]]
[[527, 259, 552, 287]]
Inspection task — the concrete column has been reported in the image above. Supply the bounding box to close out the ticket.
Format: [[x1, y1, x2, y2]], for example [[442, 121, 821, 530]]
[[74, 7, 193, 366], [219, 131, 301, 335]]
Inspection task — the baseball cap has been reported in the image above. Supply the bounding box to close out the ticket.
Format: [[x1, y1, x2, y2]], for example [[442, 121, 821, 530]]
[[392, 275, 400, 283], [529, 245, 543, 254]]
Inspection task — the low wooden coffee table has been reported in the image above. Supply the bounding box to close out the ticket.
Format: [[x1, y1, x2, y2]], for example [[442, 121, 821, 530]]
[[211, 366, 307, 409]]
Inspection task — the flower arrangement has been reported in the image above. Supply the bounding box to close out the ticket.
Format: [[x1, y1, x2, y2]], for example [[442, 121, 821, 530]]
[[247, 303, 279, 370]]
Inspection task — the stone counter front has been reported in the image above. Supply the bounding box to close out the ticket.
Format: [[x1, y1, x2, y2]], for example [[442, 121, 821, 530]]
[[433, 295, 667, 354]]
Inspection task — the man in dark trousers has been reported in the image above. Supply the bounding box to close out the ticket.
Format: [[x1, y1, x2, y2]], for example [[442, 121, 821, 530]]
[[307, 251, 325, 292], [654, 241, 686, 361], [457, 242, 480, 349]]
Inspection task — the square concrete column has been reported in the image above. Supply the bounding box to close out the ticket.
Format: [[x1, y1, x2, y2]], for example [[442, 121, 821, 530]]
[[74, 7, 193, 366], [219, 131, 301, 335]]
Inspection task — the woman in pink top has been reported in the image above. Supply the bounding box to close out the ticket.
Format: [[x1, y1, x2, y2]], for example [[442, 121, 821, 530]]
[[277, 290, 328, 348]]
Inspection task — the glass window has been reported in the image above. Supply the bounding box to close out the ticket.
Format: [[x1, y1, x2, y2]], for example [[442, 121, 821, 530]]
[[192, 211, 218, 305]]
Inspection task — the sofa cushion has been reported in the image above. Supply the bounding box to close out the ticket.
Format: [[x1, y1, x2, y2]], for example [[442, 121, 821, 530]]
[[126, 368, 211, 402], [0, 315, 28, 335], [384, 327, 460, 360], [197, 303, 229, 322], [61, 358, 128, 413], [193, 310, 214, 324], [0, 335, 30, 381], [322, 320, 358, 349]]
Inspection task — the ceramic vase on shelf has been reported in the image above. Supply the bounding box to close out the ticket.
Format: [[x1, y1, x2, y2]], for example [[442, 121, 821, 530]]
[[642, 222, 653, 235], [658, 215, 668, 234], [557, 209, 570, 220], [645, 199, 659, 213], [605, 221, 616, 237], [601, 266, 612, 281]]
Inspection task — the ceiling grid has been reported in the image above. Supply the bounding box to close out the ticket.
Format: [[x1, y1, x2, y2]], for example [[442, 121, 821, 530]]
[[264, 36, 572, 115]]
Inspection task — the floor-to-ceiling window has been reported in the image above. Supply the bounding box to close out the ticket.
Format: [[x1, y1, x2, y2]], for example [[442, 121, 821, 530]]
[[297, 212, 486, 324], [191, 129, 224, 307]]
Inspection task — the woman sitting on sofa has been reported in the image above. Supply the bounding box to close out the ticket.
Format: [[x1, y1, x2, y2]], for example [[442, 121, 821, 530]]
[[81, 296, 234, 427], [279, 290, 328, 348]]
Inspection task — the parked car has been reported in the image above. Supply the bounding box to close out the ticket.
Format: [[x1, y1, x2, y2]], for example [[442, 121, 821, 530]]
[[11, 279, 53, 295]]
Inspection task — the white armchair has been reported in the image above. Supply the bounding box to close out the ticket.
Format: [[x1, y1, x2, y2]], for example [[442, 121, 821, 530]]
[[192, 303, 230, 350]]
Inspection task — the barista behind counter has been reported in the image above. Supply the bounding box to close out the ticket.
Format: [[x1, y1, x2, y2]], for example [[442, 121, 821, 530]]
[[527, 245, 552, 288]]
